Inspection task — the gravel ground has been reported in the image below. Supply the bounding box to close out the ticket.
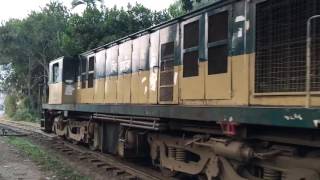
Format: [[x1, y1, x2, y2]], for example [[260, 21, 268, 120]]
[[0, 137, 44, 180]]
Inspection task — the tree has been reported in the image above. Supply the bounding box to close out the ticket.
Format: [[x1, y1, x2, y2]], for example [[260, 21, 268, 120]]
[[71, 0, 103, 8], [181, 0, 194, 11], [0, 2, 69, 112], [168, 0, 186, 18], [0, 0, 175, 120], [4, 95, 17, 117], [61, 5, 104, 54], [62, 3, 171, 55]]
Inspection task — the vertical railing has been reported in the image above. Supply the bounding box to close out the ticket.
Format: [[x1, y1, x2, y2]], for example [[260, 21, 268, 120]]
[[306, 15, 320, 108]]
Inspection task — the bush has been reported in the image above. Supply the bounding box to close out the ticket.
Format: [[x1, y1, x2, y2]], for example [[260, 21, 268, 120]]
[[4, 95, 17, 117], [13, 97, 39, 122], [13, 108, 37, 122]]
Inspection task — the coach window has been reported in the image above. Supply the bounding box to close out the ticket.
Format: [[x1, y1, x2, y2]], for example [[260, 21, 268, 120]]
[[76, 61, 81, 88], [183, 20, 199, 77], [52, 63, 60, 83], [88, 56, 95, 88], [81, 57, 87, 89], [208, 11, 228, 75]]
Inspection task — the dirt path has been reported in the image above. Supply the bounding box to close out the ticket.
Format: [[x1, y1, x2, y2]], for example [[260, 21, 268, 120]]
[[0, 137, 43, 180]]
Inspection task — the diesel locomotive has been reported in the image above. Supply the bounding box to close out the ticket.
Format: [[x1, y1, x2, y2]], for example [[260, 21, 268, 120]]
[[42, 0, 320, 179]]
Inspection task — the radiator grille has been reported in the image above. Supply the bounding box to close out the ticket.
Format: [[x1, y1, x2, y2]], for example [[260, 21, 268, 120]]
[[255, 0, 320, 93]]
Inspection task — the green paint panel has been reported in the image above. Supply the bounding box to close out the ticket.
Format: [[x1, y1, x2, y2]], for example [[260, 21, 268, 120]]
[[43, 104, 320, 129]]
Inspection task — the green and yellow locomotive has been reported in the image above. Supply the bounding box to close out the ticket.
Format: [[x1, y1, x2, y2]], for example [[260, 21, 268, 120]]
[[43, 0, 320, 179]]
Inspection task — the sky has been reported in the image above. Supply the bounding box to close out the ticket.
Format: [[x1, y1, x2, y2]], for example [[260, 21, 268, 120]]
[[0, 0, 173, 22]]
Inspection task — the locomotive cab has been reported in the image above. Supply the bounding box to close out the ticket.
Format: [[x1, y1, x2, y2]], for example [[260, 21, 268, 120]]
[[48, 57, 77, 104]]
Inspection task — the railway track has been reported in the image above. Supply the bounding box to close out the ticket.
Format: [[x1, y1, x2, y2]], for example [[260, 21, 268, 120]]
[[0, 120, 178, 180]]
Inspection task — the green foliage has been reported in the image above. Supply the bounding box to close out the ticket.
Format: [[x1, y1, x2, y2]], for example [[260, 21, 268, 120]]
[[4, 95, 17, 117], [71, 0, 103, 8], [13, 109, 36, 122], [6, 137, 90, 180], [61, 3, 171, 55], [12, 97, 39, 122], [179, 0, 218, 12], [181, 0, 194, 11], [0, 1, 70, 112], [168, 1, 186, 18]]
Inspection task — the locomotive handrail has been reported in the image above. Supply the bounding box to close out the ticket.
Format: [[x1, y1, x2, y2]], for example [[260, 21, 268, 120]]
[[306, 15, 320, 108]]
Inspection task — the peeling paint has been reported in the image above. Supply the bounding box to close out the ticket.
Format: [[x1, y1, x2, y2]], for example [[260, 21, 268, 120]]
[[313, 120, 320, 128], [144, 86, 148, 95], [174, 72, 178, 85], [150, 73, 157, 92], [235, 15, 245, 22], [237, 28, 243, 38], [284, 114, 303, 121], [141, 77, 146, 83]]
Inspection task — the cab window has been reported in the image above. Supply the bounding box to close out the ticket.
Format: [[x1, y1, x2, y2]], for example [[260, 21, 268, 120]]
[[52, 63, 60, 83], [87, 56, 95, 88], [81, 57, 87, 88]]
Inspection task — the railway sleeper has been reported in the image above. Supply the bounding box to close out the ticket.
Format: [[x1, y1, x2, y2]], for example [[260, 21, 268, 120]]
[[104, 166, 117, 171], [79, 156, 88, 160], [94, 162, 108, 168], [89, 159, 101, 163], [113, 169, 125, 176], [54, 146, 64, 150], [61, 149, 73, 152], [123, 175, 137, 180]]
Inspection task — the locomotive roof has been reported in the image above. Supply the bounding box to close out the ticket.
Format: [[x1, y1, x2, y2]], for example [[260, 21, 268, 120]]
[[80, 0, 236, 56]]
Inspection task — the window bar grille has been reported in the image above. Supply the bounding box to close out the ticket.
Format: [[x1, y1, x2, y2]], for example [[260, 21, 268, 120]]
[[306, 15, 320, 108], [255, 0, 320, 94]]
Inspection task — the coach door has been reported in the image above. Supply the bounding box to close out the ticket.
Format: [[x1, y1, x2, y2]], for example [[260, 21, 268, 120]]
[[148, 31, 160, 104], [181, 16, 205, 100], [159, 24, 179, 104], [205, 9, 231, 100]]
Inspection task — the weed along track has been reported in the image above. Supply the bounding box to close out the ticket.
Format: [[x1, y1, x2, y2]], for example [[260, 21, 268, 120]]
[[0, 120, 177, 180], [0, 125, 28, 137]]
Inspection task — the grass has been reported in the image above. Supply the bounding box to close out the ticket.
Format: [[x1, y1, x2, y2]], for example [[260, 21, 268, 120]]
[[6, 137, 90, 180]]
